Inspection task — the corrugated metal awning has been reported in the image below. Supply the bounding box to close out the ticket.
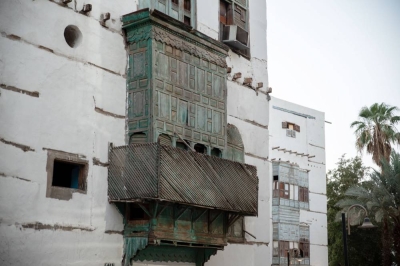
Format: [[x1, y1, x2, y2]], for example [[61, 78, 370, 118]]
[[108, 143, 258, 216]]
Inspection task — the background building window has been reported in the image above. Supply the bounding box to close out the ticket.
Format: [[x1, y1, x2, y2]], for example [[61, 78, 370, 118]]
[[219, 0, 250, 57], [299, 187, 309, 203], [279, 182, 290, 199]]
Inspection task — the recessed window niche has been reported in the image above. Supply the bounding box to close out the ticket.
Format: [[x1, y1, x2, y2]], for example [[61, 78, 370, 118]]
[[64, 25, 82, 48]]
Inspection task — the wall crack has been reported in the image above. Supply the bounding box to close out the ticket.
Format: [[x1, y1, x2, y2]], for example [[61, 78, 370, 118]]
[[19, 222, 95, 232], [0, 138, 35, 152], [0, 83, 39, 98], [95, 107, 125, 119]]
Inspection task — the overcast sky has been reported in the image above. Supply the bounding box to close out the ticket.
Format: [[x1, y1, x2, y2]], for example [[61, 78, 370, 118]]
[[267, 0, 400, 172]]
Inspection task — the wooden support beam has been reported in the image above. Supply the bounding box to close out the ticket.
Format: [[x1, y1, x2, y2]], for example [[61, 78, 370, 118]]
[[138, 203, 152, 218], [193, 209, 208, 223], [153, 202, 159, 218], [209, 211, 222, 228], [227, 214, 241, 228], [174, 205, 188, 228], [156, 204, 168, 218]]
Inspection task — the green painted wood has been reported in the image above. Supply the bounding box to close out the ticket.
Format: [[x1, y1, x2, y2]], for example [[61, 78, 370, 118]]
[[120, 9, 239, 264], [123, 9, 228, 152]]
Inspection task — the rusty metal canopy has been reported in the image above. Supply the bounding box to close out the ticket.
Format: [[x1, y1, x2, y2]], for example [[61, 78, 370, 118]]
[[108, 143, 258, 216]]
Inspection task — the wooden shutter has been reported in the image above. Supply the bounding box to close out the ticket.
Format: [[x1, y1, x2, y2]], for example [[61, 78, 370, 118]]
[[294, 124, 300, 132], [284, 183, 290, 199], [280, 241, 289, 257], [282, 121, 288, 129], [233, 4, 246, 29], [220, 0, 228, 24], [300, 242, 310, 258], [158, 134, 172, 146], [299, 187, 304, 201], [130, 133, 147, 144], [304, 188, 309, 203], [279, 182, 284, 198]]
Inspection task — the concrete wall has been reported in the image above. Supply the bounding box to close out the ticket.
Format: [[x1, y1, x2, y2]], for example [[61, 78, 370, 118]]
[[0, 0, 132, 265]]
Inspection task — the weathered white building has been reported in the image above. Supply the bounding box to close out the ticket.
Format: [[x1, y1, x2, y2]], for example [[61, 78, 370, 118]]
[[0, 0, 326, 266]]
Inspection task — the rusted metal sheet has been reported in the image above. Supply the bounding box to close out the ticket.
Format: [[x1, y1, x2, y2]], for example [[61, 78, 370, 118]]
[[108, 143, 258, 215]]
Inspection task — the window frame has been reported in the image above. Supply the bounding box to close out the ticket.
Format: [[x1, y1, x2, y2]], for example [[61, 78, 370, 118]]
[[299, 186, 309, 203], [46, 149, 88, 201], [140, 0, 197, 28], [219, 0, 250, 58], [227, 215, 245, 243]]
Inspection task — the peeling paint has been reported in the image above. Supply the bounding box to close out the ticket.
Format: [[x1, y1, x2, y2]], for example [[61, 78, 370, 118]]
[[0, 138, 35, 152], [229, 115, 268, 129], [20, 222, 95, 232], [0, 31, 125, 77], [0, 83, 39, 98], [0, 172, 32, 182], [94, 107, 125, 119], [42, 147, 86, 159], [105, 230, 123, 235], [244, 241, 269, 246], [93, 157, 109, 167], [245, 152, 268, 161]]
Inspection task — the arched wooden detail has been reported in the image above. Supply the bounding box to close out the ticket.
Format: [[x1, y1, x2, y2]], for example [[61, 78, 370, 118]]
[[176, 139, 190, 151], [226, 124, 244, 163], [194, 143, 207, 154], [211, 148, 222, 158], [130, 132, 147, 144], [158, 134, 172, 146]]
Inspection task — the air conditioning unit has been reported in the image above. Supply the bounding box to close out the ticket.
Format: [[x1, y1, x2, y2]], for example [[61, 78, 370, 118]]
[[222, 25, 249, 51]]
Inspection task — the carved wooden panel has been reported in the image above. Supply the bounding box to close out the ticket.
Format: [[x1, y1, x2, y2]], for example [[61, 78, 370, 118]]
[[128, 42, 151, 139], [152, 39, 227, 150]]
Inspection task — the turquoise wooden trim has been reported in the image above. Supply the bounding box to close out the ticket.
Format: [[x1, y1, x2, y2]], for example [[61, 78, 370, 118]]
[[124, 237, 149, 266]]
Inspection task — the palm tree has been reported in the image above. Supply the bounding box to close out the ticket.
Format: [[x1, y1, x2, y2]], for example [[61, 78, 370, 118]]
[[336, 152, 400, 266], [351, 103, 400, 168]]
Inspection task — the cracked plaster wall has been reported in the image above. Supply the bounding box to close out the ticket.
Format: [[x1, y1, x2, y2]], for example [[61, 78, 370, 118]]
[[0, 0, 133, 265], [0, 0, 272, 266]]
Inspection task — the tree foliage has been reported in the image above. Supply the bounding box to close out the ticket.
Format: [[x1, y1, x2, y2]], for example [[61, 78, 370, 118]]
[[351, 102, 400, 167], [327, 155, 382, 266], [336, 152, 400, 265]]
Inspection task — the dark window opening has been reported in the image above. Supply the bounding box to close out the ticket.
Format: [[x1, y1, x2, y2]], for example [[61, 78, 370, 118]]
[[273, 175, 278, 181], [184, 16, 191, 26], [194, 143, 206, 154], [52, 160, 84, 190], [129, 205, 150, 220], [176, 140, 189, 151], [211, 148, 222, 158], [184, 0, 191, 11]]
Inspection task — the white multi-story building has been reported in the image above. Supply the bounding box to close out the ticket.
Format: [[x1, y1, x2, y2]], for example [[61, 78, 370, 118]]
[[0, 0, 327, 265]]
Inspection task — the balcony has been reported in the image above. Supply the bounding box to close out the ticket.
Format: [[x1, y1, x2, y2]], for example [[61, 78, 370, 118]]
[[108, 143, 258, 216]]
